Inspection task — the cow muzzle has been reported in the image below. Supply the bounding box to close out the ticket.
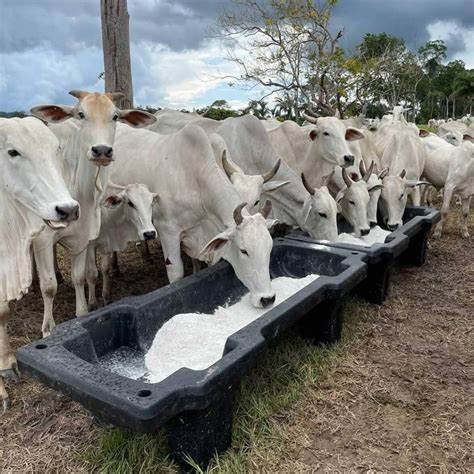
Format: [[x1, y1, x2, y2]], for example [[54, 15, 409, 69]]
[[143, 230, 157, 241], [90, 145, 114, 166], [387, 223, 399, 232], [343, 155, 355, 166]]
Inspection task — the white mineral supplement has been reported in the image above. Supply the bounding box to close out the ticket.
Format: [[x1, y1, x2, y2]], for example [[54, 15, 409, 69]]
[[145, 274, 319, 383], [336, 225, 391, 247]]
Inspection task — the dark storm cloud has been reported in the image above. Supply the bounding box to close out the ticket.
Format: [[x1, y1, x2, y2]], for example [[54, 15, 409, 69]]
[[332, 0, 474, 54]]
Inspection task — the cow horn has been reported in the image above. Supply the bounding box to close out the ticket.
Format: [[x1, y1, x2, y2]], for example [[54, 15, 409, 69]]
[[342, 167, 352, 188], [399, 169, 406, 179], [359, 160, 367, 177], [301, 173, 315, 195], [69, 90, 90, 100], [303, 112, 318, 124], [233, 202, 247, 226], [364, 161, 374, 182], [260, 200, 272, 219], [263, 159, 281, 183], [221, 150, 238, 179], [378, 167, 389, 180]]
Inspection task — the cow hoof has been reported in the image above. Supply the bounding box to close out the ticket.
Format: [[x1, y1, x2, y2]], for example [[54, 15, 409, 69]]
[[42, 321, 56, 338], [0, 365, 20, 383]]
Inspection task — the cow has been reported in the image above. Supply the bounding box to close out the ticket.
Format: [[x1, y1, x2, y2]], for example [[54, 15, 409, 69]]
[[422, 139, 474, 238], [85, 183, 158, 308], [267, 114, 363, 188], [111, 123, 277, 308], [0, 117, 79, 413], [30, 91, 156, 337], [378, 124, 427, 230], [151, 111, 340, 241]]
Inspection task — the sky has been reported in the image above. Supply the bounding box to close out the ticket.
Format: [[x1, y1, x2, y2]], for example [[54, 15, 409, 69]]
[[0, 0, 473, 111]]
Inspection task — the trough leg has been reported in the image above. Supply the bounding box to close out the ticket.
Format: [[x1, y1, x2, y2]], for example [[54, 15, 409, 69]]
[[298, 298, 345, 345], [0, 301, 19, 414], [355, 260, 393, 304], [165, 387, 237, 471]]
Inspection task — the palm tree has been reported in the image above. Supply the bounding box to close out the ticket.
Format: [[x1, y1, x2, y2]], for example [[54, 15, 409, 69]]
[[243, 100, 270, 119], [272, 94, 294, 120]]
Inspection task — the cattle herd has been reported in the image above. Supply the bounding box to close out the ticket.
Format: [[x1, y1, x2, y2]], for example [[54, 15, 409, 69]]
[[1, 91, 473, 413]]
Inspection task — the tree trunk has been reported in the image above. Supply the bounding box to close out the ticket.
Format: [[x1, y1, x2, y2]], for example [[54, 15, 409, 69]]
[[100, 0, 133, 109], [452, 95, 456, 119]]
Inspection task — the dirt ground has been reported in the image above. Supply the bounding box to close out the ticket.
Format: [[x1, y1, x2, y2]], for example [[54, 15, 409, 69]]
[[1, 210, 473, 472]]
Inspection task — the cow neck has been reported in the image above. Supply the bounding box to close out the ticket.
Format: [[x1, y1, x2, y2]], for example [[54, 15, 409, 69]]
[[301, 143, 335, 186]]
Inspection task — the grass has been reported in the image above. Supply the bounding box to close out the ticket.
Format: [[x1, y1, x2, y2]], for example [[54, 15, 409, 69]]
[[417, 124, 437, 133], [83, 298, 375, 473]]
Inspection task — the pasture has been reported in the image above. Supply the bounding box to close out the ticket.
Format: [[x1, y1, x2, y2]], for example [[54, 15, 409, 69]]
[[2, 205, 472, 472]]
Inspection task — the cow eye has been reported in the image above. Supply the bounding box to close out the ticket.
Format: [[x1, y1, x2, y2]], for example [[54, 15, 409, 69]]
[[128, 201, 136, 209], [254, 199, 260, 206], [113, 114, 119, 121], [77, 112, 85, 119], [240, 249, 249, 256], [349, 200, 355, 205], [8, 149, 21, 157], [318, 212, 327, 218], [323, 131, 330, 136], [399, 193, 404, 200]]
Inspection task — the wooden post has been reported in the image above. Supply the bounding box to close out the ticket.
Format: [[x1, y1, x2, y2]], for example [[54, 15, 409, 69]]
[[100, 0, 134, 109]]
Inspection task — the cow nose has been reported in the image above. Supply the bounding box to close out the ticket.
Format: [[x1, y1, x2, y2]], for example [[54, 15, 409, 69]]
[[360, 228, 370, 236], [143, 230, 156, 241], [91, 145, 113, 159], [387, 223, 399, 232], [55, 203, 79, 222], [370, 221, 377, 228], [260, 294, 276, 308], [343, 154, 354, 166]]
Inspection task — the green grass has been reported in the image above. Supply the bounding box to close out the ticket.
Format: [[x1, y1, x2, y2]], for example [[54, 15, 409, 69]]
[[82, 298, 376, 473], [417, 124, 437, 133]]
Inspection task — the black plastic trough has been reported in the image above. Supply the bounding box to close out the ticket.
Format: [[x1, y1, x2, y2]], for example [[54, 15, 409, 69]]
[[286, 206, 440, 305], [17, 239, 366, 470]]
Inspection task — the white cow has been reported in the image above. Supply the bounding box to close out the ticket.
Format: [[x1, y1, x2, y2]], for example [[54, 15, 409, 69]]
[[85, 183, 158, 308], [152, 112, 340, 241], [422, 139, 474, 238], [112, 123, 277, 308], [268, 114, 363, 188], [31, 91, 156, 336], [0, 117, 79, 412], [379, 125, 427, 230]]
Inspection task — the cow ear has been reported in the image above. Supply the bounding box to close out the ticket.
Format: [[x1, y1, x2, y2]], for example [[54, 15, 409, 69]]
[[405, 180, 431, 188], [103, 195, 123, 208], [335, 190, 345, 203], [30, 105, 74, 123], [345, 127, 364, 141], [368, 184, 383, 193], [463, 134, 473, 142], [199, 228, 234, 257], [419, 129, 430, 137], [119, 109, 157, 128], [309, 129, 317, 141], [266, 218, 279, 230], [262, 180, 290, 193], [152, 193, 160, 204]]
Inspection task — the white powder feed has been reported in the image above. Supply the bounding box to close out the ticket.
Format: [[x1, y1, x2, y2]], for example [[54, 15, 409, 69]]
[[145, 274, 319, 383], [336, 225, 391, 247]]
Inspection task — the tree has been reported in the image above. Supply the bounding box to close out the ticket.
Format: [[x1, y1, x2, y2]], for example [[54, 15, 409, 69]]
[[216, 0, 342, 119], [100, 0, 134, 108]]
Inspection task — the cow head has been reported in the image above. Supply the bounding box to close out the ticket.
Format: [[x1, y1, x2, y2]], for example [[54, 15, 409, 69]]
[[103, 183, 157, 241], [380, 169, 428, 230], [0, 117, 79, 228], [303, 115, 364, 168], [221, 152, 289, 213], [200, 201, 276, 308], [335, 168, 372, 237], [441, 131, 463, 146], [300, 173, 339, 241], [31, 91, 156, 167]]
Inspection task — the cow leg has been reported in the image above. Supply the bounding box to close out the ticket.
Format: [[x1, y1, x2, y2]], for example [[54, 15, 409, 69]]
[[192, 258, 202, 273], [85, 246, 99, 311], [101, 253, 113, 306], [53, 244, 64, 284], [411, 186, 421, 206], [460, 196, 471, 238], [434, 186, 454, 238], [33, 240, 58, 337], [138, 241, 153, 263], [111, 251, 120, 277], [160, 233, 184, 283], [71, 249, 89, 316], [0, 301, 18, 413]]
